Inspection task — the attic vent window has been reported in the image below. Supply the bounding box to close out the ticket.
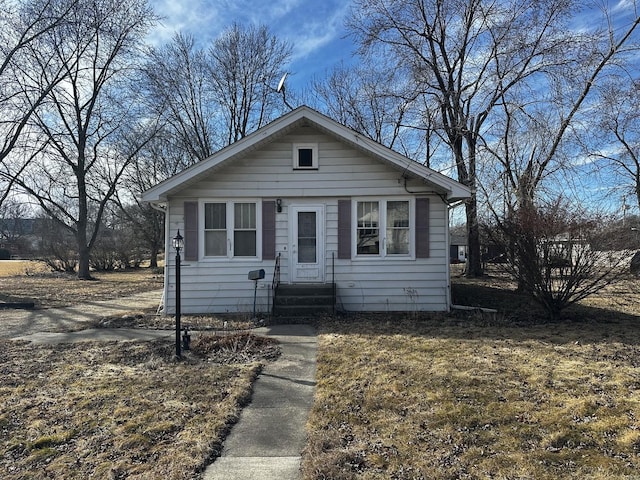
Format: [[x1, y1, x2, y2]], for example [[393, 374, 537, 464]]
[[293, 143, 318, 170]]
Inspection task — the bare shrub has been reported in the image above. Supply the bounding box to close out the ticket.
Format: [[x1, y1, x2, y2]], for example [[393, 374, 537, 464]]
[[489, 199, 631, 320]]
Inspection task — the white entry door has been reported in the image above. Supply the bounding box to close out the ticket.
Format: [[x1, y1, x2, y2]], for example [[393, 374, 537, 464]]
[[290, 205, 325, 283]]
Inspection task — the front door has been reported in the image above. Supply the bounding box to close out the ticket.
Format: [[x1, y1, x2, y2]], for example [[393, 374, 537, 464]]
[[290, 205, 325, 283]]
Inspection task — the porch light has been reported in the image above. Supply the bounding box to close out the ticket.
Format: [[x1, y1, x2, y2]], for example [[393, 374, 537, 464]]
[[172, 230, 184, 252]]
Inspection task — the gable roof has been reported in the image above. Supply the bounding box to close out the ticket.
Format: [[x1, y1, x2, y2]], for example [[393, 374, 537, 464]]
[[142, 105, 471, 203]]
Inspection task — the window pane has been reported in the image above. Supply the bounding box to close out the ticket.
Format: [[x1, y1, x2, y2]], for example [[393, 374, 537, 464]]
[[233, 203, 256, 256], [298, 212, 316, 237], [205, 203, 225, 229], [234, 231, 256, 256], [387, 201, 410, 254], [298, 212, 316, 263], [205, 231, 226, 256], [298, 148, 313, 167], [357, 201, 379, 254], [234, 203, 256, 229], [204, 203, 226, 256]]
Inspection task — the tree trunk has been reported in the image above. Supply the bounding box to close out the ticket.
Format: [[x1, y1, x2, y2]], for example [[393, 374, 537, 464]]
[[464, 131, 483, 277], [465, 196, 483, 277], [77, 243, 92, 279], [76, 170, 92, 280], [149, 244, 159, 269]]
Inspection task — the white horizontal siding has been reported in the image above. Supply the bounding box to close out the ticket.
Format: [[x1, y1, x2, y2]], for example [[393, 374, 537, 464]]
[[164, 261, 277, 315], [185, 129, 433, 198], [162, 126, 452, 314]]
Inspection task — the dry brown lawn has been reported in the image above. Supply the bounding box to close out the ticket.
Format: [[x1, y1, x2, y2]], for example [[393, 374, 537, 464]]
[[0, 266, 279, 479], [0, 337, 279, 479], [0, 260, 50, 277], [4, 264, 640, 478], [302, 270, 640, 479], [0, 262, 163, 308]]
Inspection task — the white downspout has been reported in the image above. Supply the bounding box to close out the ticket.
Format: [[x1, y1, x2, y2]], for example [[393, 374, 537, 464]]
[[150, 201, 168, 314], [446, 201, 452, 311]]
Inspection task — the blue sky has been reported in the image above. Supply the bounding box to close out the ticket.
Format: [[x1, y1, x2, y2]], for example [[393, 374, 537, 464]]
[[149, 0, 356, 91], [147, 0, 639, 216]]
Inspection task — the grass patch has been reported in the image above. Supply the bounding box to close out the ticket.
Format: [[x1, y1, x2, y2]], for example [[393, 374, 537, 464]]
[[0, 335, 278, 479], [0, 268, 163, 308], [0, 260, 50, 277], [302, 271, 640, 479]]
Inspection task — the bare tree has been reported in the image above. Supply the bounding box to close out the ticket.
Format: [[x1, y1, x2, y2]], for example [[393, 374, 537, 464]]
[[112, 135, 178, 269], [0, 0, 78, 208], [144, 33, 217, 163], [14, 0, 158, 279], [208, 23, 292, 144], [312, 59, 437, 161], [490, 14, 639, 215], [347, 0, 639, 277], [587, 79, 640, 212]]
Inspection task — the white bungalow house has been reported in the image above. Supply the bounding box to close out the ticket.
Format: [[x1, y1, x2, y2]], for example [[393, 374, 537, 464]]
[[142, 106, 471, 315]]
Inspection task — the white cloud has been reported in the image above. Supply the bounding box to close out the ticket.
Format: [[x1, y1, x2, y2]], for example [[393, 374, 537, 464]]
[[612, 0, 637, 14], [150, 0, 351, 55], [147, 0, 355, 88], [148, 0, 226, 45], [282, 2, 351, 61]]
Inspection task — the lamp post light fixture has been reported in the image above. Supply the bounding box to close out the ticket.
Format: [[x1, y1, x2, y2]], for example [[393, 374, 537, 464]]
[[172, 230, 184, 359]]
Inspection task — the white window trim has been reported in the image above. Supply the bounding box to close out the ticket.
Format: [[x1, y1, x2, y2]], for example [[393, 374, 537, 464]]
[[200, 199, 262, 260], [293, 143, 318, 170], [352, 198, 415, 259]]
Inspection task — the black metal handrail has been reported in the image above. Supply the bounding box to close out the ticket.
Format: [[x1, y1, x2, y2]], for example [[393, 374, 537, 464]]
[[332, 251, 336, 314], [271, 252, 281, 314]]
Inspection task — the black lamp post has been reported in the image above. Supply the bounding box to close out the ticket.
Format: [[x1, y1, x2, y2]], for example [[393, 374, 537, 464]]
[[172, 230, 184, 359]]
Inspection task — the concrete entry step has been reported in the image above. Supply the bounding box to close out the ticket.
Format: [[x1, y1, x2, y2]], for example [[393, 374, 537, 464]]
[[275, 283, 334, 296], [273, 283, 335, 316]]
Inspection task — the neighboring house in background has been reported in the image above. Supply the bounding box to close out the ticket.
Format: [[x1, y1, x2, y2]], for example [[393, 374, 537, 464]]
[[0, 218, 41, 258], [142, 106, 471, 315], [450, 234, 468, 263]]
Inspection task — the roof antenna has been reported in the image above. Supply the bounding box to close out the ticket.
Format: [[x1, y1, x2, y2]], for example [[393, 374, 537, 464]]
[[276, 72, 293, 111]]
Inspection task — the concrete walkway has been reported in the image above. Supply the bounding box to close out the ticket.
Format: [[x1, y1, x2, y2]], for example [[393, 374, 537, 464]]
[[14, 327, 173, 344], [1, 289, 164, 340], [203, 324, 317, 480]]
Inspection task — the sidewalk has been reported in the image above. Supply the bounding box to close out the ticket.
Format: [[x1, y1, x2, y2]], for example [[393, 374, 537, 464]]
[[203, 324, 317, 480], [1, 289, 164, 340], [14, 326, 173, 343]]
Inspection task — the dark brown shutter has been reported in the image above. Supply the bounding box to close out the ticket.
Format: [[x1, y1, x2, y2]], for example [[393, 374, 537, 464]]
[[262, 200, 276, 260], [415, 198, 430, 258], [184, 201, 198, 261], [337, 199, 351, 259]]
